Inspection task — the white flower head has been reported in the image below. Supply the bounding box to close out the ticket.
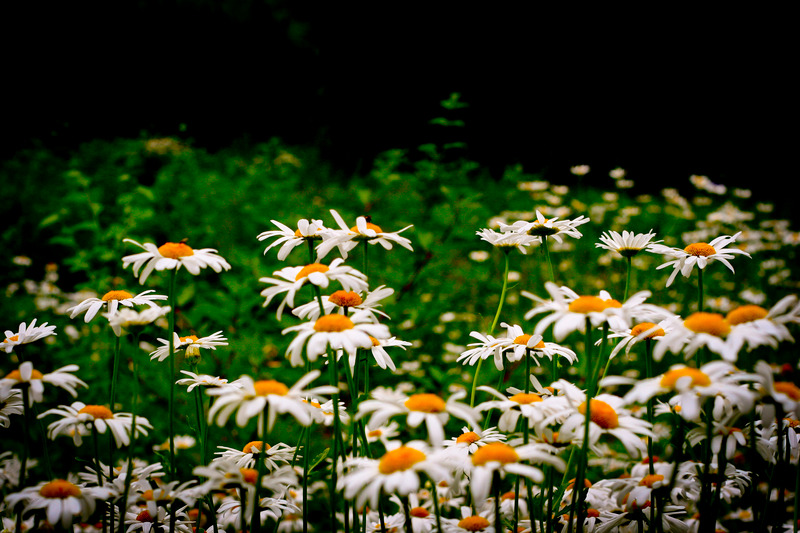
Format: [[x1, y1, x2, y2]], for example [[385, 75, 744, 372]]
[[38, 401, 153, 448], [6, 479, 112, 529], [2, 319, 57, 353], [105, 305, 171, 337], [650, 232, 751, 287], [500, 210, 590, 244], [1, 362, 87, 406], [476, 228, 538, 254], [595, 229, 662, 258], [122, 238, 231, 285], [150, 331, 228, 362], [257, 218, 328, 261], [66, 289, 167, 323], [316, 209, 413, 260]]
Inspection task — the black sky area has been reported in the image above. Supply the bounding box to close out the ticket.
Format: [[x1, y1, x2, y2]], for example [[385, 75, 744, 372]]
[[3, 3, 794, 196]]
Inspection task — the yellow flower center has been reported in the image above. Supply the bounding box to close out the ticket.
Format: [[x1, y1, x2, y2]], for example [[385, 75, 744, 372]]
[[509, 393, 543, 405], [587, 509, 601, 518], [3, 335, 19, 343], [684, 242, 717, 256], [328, 290, 363, 307], [774, 382, 800, 401], [240, 468, 258, 485], [136, 510, 154, 523], [314, 314, 355, 332], [456, 431, 481, 444], [179, 335, 199, 343], [410, 507, 430, 518], [4, 368, 44, 380], [471, 442, 520, 466], [568, 296, 619, 314], [457, 516, 491, 531], [367, 429, 383, 438], [639, 474, 665, 487], [368, 335, 381, 347], [404, 393, 446, 413], [253, 380, 289, 396], [39, 479, 82, 499], [101, 290, 134, 301], [512, 334, 546, 349], [78, 405, 114, 420], [684, 312, 730, 337], [630, 322, 666, 339], [242, 441, 271, 454], [578, 399, 619, 429], [378, 446, 426, 474], [295, 263, 330, 281], [726, 305, 769, 325], [351, 222, 384, 234], [660, 367, 712, 389], [566, 478, 593, 490], [158, 242, 194, 259], [529, 219, 558, 237]]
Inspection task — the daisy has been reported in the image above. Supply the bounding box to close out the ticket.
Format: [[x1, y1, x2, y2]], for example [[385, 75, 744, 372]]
[[443, 427, 507, 457], [303, 397, 348, 426], [363, 420, 402, 449], [214, 440, 297, 470], [651, 311, 745, 363], [39, 401, 153, 448], [5, 479, 112, 529], [0, 385, 23, 427], [1, 318, 57, 353], [457, 331, 513, 371], [257, 218, 327, 261], [356, 387, 481, 446], [259, 257, 368, 320], [338, 441, 451, 510], [649, 232, 751, 287], [1, 362, 87, 405], [149, 331, 228, 362], [442, 505, 496, 533], [122, 238, 231, 285], [753, 360, 800, 422], [359, 335, 412, 373], [153, 435, 196, 453], [291, 285, 395, 322], [105, 305, 171, 337], [206, 370, 338, 432], [474, 385, 555, 433], [595, 229, 661, 257], [316, 209, 413, 260], [175, 371, 242, 393], [282, 310, 390, 367], [476, 228, 538, 254], [499, 209, 590, 243], [616, 361, 757, 422], [500, 322, 578, 366], [605, 315, 682, 360], [66, 289, 167, 323], [725, 294, 800, 350], [123, 505, 194, 533], [467, 441, 566, 505]]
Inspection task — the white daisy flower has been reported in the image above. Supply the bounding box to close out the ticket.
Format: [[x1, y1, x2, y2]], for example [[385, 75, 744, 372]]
[[302, 396, 348, 426], [153, 435, 196, 453], [1, 362, 87, 406], [149, 331, 228, 362], [457, 331, 513, 371], [66, 289, 167, 323], [649, 232, 751, 287], [123, 504, 193, 533], [364, 420, 402, 449], [595, 229, 661, 257], [1, 318, 57, 353], [443, 426, 506, 454], [282, 310, 390, 368], [214, 441, 297, 470], [259, 258, 368, 320], [652, 311, 746, 363], [474, 385, 555, 433], [500, 210, 590, 243], [291, 285, 395, 322], [337, 441, 451, 510], [5, 479, 112, 529], [175, 371, 242, 393], [0, 385, 23, 427], [206, 370, 338, 432], [356, 387, 481, 447], [316, 209, 414, 260], [467, 441, 566, 505], [122, 238, 231, 285], [38, 401, 153, 448], [476, 228, 538, 254], [442, 505, 496, 533], [257, 218, 327, 261], [725, 295, 800, 350], [605, 315, 682, 360], [753, 360, 800, 423], [105, 305, 171, 337], [500, 322, 578, 366]]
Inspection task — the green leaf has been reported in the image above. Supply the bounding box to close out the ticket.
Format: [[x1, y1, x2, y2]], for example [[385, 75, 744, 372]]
[[309, 448, 330, 473]]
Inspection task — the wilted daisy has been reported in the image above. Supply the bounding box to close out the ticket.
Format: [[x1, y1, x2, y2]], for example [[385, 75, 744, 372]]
[[66, 289, 167, 323], [149, 331, 228, 362], [649, 232, 751, 287], [259, 257, 368, 320], [338, 441, 451, 510], [122, 238, 231, 285], [214, 441, 297, 470], [595, 229, 661, 257], [5, 479, 112, 529], [476, 228, 538, 254], [0, 386, 23, 427], [1, 318, 57, 353], [291, 285, 395, 322], [206, 370, 338, 432], [282, 310, 390, 367], [38, 401, 153, 448], [1, 362, 87, 405], [356, 387, 481, 446], [499, 210, 590, 243], [257, 218, 327, 260], [316, 209, 413, 260], [468, 441, 566, 505], [105, 305, 171, 337]]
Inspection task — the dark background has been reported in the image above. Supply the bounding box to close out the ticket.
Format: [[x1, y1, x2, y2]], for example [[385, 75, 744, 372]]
[[3, 2, 794, 193]]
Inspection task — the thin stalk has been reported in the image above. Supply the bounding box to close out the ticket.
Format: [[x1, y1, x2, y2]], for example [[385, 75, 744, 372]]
[[569, 319, 594, 533], [624, 256, 632, 302], [644, 339, 655, 476], [31, 400, 53, 479], [327, 347, 341, 533], [698, 398, 715, 533], [17, 387, 30, 490], [119, 333, 141, 533], [494, 471, 502, 533], [110, 334, 122, 409], [794, 454, 800, 533], [429, 475, 443, 533], [543, 236, 556, 284], [402, 495, 413, 533], [303, 425, 310, 533], [252, 404, 271, 533], [91, 425, 108, 533], [697, 267, 704, 312], [167, 268, 178, 481], [470, 250, 510, 407]]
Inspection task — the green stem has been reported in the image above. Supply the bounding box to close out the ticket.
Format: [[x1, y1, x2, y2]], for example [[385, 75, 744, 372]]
[[119, 333, 141, 533], [543, 236, 556, 285], [429, 475, 443, 533], [192, 363, 208, 465], [624, 256, 632, 302], [494, 471, 502, 533], [569, 319, 594, 533], [110, 334, 122, 410], [697, 267, 704, 312], [698, 398, 715, 533], [252, 404, 271, 533], [644, 340, 655, 475], [303, 423, 310, 533], [327, 348, 341, 533], [402, 495, 412, 533], [167, 268, 178, 481]]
